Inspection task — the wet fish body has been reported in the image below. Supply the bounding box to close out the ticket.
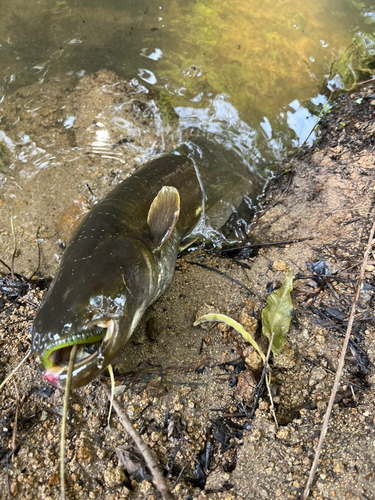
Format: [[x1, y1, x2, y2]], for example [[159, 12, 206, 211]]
[[31, 139, 250, 389]]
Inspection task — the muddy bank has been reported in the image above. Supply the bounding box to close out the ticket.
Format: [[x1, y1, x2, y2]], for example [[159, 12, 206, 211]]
[[1, 82, 375, 500]]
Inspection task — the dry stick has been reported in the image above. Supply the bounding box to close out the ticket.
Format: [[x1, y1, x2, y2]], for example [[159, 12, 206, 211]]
[[0, 350, 32, 392], [102, 385, 176, 500], [264, 332, 278, 428], [10, 216, 16, 280], [5, 459, 11, 500], [302, 218, 375, 500], [355, 78, 375, 86], [11, 380, 19, 454], [61, 344, 78, 500]]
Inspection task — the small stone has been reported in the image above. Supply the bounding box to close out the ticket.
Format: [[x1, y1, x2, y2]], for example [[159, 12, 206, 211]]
[[276, 428, 289, 440], [205, 470, 230, 490], [114, 385, 126, 397], [127, 404, 141, 420], [103, 467, 126, 488], [236, 370, 257, 401], [332, 460, 345, 474], [39, 412, 51, 427], [10, 483, 18, 495], [307, 279, 318, 288], [272, 344, 295, 369], [272, 260, 287, 272], [258, 401, 269, 410], [139, 481, 153, 495], [48, 473, 60, 486], [76, 434, 94, 465], [238, 308, 258, 337], [243, 346, 263, 371], [292, 444, 303, 455]]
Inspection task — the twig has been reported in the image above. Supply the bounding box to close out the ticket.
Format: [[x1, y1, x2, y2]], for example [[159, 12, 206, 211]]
[[61, 344, 78, 500], [5, 459, 11, 500], [102, 385, 176, 500], [219, 236, 314, 253], [172, 465, 186, 490], [264, 332, 278, 428], [107, 356, 209, 382], [11, 381, 19, 454], [302, 218, 375, 499], [0, 350, 32, 392], [10, 217, 16, 280], [28, 227, 41, 281], [0, 422, 38, 466], [354, 78, 375, 86], [0, 259, 12, 273], [185, 261, 255, 296], [249, 364, 268, 419]]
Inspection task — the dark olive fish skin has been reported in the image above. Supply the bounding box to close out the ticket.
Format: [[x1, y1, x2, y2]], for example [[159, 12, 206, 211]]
[[31, 139, 249, 389]]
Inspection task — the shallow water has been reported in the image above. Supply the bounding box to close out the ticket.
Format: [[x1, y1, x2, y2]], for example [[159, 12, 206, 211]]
[[0, 0, 374, 275]]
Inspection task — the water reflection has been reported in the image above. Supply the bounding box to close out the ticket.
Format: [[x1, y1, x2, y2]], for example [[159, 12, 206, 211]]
[[286, 94, 328, 147], [176, 95, 261, 169]]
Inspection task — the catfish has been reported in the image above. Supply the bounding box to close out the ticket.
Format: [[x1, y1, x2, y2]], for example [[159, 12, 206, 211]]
[[31, 138, 252, 389]]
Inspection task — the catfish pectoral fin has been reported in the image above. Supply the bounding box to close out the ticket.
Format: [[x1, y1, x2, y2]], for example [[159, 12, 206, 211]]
[[147, 186, 180, 249]]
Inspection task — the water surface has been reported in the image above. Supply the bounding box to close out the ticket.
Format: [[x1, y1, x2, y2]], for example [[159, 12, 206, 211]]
[[0, 0, 374, 274]]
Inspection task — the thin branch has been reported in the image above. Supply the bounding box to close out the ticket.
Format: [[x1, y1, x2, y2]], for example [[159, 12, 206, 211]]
[[102, 385, 176, 500], [28, 227, 41, 281], [354, 78, 375, 86], [264, 332, 278, 427], [61, 344, 78, 500], [0, 259, 12, 273], [219, 236, 314, 253], [302, 218, 375, 499], [10, 216, 17, 280], [186, 260, 255, 296], [5, 459, 11, 500], [11, 381, 19, 453], [0, 350, 32, 392]]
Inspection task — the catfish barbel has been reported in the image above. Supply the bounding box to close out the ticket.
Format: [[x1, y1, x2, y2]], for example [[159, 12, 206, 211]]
[[31, 138, 251, 389]]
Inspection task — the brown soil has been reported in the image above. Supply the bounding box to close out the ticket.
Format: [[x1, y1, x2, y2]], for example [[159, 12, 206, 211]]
[[1, 82, 375, 500]]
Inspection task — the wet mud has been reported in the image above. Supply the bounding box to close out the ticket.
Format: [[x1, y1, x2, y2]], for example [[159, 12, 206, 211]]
[[1, 80, 375, 500]]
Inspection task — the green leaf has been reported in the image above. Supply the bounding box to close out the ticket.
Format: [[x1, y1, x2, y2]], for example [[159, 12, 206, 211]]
[[261, 268, 293, 356], [194, 313, 265, 362]]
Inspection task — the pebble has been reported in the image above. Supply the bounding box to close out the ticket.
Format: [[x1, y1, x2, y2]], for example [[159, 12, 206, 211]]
[[103, 467, 126, 488]]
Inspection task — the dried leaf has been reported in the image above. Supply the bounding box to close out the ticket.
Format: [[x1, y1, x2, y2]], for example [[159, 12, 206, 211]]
[[261, 268, 293, 356]]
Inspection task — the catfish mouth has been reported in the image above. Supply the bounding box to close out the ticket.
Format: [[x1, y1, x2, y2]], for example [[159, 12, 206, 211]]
[[41, 318, 118, 388]]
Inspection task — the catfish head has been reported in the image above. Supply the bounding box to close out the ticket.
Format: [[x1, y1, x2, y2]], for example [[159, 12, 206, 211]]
[[31, 186, 181, 389]]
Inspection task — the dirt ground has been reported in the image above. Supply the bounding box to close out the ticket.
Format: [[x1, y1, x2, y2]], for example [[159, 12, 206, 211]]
[[1, 81, 375, 500]]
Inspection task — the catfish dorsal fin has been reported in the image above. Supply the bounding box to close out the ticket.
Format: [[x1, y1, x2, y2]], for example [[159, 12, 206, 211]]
[[147, 186, 180, 250]]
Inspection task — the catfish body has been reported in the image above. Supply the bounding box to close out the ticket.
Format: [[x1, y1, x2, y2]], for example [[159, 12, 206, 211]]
[[31, 139, 249, 389]]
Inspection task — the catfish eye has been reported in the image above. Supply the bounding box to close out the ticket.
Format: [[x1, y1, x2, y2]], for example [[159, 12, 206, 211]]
[[83, 341, 101, 355]]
